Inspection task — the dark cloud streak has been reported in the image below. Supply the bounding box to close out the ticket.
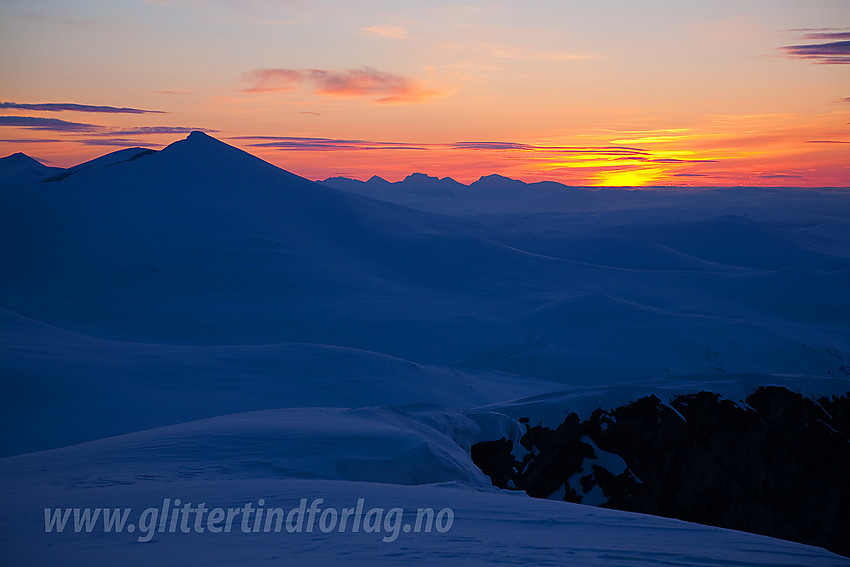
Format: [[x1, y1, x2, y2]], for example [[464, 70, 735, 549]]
[[0, 102, 163, 114], [801, 31, 850, 41], [75, 138, 159, 147], [231, 136, 429, 151], [1, 117, 215, 138], [0, 116, 100, 132], [452, 141, 651, 155], [231, 136, 719, 164], [88, 126, 218, 136], [780, 36, 850, 64], [0, 138, 62, 144]]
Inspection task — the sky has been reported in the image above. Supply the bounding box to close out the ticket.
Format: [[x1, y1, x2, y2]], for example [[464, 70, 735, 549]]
[[1, 0, 848, 186]]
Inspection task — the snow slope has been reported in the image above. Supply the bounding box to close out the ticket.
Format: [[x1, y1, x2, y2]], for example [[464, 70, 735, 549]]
[[2, 408, 848, 566], [0, 306, 561, 456]]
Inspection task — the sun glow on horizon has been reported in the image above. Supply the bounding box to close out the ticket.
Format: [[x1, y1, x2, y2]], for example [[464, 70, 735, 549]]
[[595, 167, 667, 187]]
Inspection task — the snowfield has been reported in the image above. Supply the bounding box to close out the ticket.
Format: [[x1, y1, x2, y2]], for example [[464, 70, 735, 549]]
[[1, 133, 849, 565]]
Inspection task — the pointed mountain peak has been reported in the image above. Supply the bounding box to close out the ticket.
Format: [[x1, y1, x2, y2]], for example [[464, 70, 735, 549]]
[[367, 175, 391, 185], [187, 130, 214, 141], [160, 131, 256, 159], [1, 151, 64, 182], [1, 152, 44, 166], [167, 130, 223, 149]]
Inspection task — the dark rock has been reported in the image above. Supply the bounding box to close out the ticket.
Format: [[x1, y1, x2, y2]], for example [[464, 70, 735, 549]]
[[514, 413, 594, 499], [470, 386, 850, 557], [470, 438, 514, 489]]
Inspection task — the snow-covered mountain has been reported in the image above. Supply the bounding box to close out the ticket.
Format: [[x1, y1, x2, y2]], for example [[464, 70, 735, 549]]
[[2, 133, 849, 564], [0, 151, 63, 183]]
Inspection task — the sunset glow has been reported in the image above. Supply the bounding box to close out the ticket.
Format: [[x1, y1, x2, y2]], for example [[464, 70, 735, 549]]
[[1, 0, 848, 186]]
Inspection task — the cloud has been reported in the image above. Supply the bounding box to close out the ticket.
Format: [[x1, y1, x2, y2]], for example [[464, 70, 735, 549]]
[[243, 69, 304, 93], [0, 102, 163, 113], [800, 31, 850, 41], [758, 173, 804, 179], [806, 140, 850, 144], [89, 126, 218, 136], [243, 67, 440, 103], [234, 136, 714, 170], [650, 158, 717, 163], [452, 141, 650, 155], [231, 136, 430, 151], [452, 141, 538, 151], [360, 25, 407, 39], [0, 116, 100, 132], [233, 136, 657, 155], [75, 138, 159, 147], [0, 138, 62, 144], [780, 30, 850, 64], [0, 117, 215, 137]]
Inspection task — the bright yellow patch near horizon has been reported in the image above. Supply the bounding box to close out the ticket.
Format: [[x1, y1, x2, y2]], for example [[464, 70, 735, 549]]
[[596, 167, 666, 187]]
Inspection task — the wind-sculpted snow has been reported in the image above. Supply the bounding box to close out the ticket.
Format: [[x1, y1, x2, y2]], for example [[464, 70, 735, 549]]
[[0, 307, 558, 456], [0, 406, 492, 488], [2, 410, 849, 566]]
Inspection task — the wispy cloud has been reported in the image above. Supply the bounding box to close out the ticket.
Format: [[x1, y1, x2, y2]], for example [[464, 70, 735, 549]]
[[0, 116, 100, 132], [452, 141, 540, 151], [0, 101, 163, 114], [234, 136, 655, 156], [243, 67, 441, 103], [360, 25, 407, 39], [88, 126, 218, 136], [780, 30, 850, 64], [799, 31, 850, 41], [452, 141, 651, 156], [233, 135, 717, 173], [0, 138, 63, 144], [757, 173, 804, 179], [0, 116, 214, 138], [243, 69, 304, 93], [231, 136, 430, 151], [75, 138, 159, 147]]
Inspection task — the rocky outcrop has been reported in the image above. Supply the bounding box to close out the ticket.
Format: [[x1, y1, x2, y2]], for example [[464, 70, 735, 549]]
[[471, 386, 850, 557]]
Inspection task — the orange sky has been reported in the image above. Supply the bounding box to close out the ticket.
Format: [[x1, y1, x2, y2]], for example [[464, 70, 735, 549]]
[[1, 0, 848, 186]]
